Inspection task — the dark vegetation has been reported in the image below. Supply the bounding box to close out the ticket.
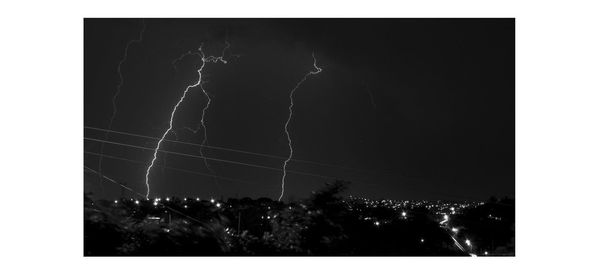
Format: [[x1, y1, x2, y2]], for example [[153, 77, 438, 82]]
[[84, 181, 513, 256]]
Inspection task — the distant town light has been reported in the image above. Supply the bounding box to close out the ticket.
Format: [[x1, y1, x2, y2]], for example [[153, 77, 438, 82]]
[[184, 205, 188, 209], [374, 221, 380, 226], [450, 207, 455, 211], [153, 201, 158, 206], [451, 227, 459, 233], [444, 214, 449, 220], [135, 200, 140, 205], [465, 239, 471, 246], [210, 198, 215, 203], [484, 251, 489, 255], [216, 203, 221, 208], [420, 238, 424, 243], [166, 197, 170, 201], [196, 197, 200, 201], [401, 211, 407, 217], [114, 200, 118, 204]]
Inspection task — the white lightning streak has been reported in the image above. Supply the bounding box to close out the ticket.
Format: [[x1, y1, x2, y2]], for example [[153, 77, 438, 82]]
[[98, 19, 145, 181], [279, 53, 322, 201], [145, 43, 229, 199]]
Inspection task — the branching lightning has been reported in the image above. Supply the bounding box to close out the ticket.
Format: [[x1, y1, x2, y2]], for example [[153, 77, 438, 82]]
[[145, 43, 230, 199], [279, 53, 322, 201], [98, 19, 146, 182]]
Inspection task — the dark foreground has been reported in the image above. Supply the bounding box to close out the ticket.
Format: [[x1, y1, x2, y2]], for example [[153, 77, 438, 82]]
[[84, 181, 514, 256]]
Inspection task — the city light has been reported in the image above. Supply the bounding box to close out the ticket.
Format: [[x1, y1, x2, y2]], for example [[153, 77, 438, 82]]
[[374, 221, 380, 226], [401, 211, 407, 217], [440, 214, 449, 225], [196, 197, 200, 201], [184, 205, 188, 209], [452, 227, 459, 233], [420, 238, 424, 243], [210, 198, 215, 203], [166, 197, 170, 201], [153, 201, 158, 206], [114, 200, 118, 204], [135, 200, 139, 205], [216, 203, 221, 208]]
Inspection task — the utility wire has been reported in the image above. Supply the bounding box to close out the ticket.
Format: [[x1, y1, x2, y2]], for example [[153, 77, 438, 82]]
[[85, 150, 263, 186], [85, 125, 385, 175], [85, 137, 334, 179]]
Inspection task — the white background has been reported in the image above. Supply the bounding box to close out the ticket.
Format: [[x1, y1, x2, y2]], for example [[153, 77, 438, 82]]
[[1, 0, 599, 274]]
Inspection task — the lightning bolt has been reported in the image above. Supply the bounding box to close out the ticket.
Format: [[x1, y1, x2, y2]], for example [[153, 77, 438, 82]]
[[363, 82, 377, 109], [98, 19, 145, 183], [145, 42, 230, 199], [278, 52, 322, 201], [178, 42, 232, 195]]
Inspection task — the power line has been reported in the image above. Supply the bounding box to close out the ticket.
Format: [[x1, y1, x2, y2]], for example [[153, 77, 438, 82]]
[[85, 149, 488, 203], [84, 137, 334, 179], [85, 137, 491, 201], [85, 134, 492, 203], [85, 150, 264, 186], [84, 165, 120, 185], [84, 125, 379, 174]]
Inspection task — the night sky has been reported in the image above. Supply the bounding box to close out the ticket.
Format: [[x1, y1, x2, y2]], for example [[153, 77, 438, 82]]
[[84, 18, 514, 201]]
